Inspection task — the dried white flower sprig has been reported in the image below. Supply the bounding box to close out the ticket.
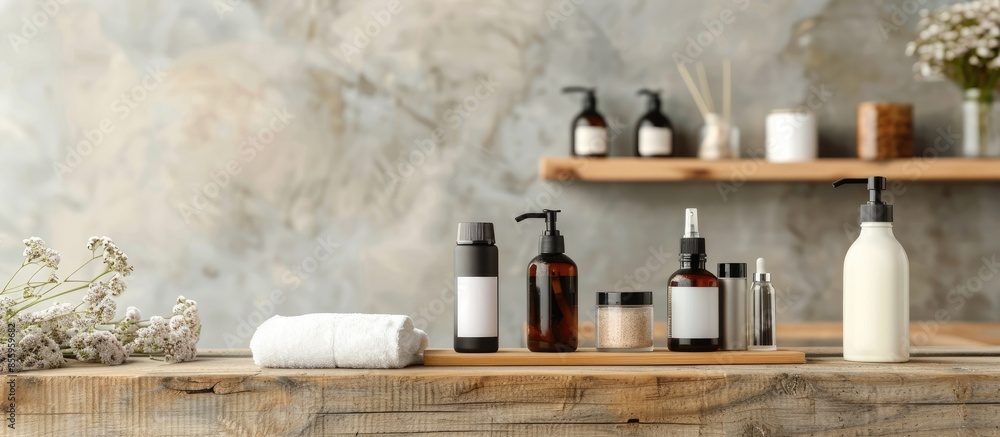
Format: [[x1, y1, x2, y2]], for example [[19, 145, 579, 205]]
[[907, 0, 1000, 94], [2, 237, 200, 371]]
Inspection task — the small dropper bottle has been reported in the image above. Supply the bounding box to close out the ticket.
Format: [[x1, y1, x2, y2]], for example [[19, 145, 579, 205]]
[[748, 257, 777, 351]]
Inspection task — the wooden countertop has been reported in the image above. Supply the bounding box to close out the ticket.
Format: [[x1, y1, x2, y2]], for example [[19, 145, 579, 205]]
[[13, 346, 1000, 435]]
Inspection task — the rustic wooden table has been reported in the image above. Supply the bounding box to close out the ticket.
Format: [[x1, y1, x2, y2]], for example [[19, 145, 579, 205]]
[[12, 346, 1000, 435]]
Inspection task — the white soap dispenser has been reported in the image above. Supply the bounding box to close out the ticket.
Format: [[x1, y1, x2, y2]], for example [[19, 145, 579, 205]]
[[833, 176, 909, 362]]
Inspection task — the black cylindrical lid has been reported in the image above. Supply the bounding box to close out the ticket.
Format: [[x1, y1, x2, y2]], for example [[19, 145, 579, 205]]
[[860, 204, 893, 223], [598, 291, 653, 306], [457, 222, 495, 245], [718, 263, 747, 278], [680, 237, 706, 255]]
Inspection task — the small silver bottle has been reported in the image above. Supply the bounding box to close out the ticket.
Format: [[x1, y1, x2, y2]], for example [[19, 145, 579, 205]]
[[718, 263, 747, 350], [748, 258, 777, 351]]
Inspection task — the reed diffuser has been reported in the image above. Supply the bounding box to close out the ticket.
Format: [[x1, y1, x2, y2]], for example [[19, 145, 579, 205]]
[[677, 59, 738, 159]]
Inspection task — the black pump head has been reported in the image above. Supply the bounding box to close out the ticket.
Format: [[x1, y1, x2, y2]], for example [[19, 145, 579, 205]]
[[562, 86, 597, 110], [637, 89, 661, 110], [515, 209, 565, 254], [833, 176, 893, 223]]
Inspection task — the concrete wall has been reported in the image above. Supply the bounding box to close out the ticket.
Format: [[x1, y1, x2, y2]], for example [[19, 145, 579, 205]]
[[1, 0, 997, 348]]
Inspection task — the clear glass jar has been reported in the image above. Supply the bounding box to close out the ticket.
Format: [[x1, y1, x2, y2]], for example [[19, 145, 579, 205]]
[[596, 291, 654, 352]]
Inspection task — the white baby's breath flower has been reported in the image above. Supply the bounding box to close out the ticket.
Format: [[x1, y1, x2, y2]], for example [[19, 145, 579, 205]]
[[16, 327, 65, 371], [70, 331, 128, 365], [112, 307, 142, 345], [96, 296, 116, 324], [87, 236, 134, 276], [42, 248, 60, 269], [22, 237, 45, 262], [0, 297, 15, 316], [107, 274, 127, 296], [129, 297, 200, 363], [84, 282, 109, 307]]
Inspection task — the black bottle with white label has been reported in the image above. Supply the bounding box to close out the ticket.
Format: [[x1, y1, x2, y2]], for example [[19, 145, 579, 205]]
[[635, 89, 673, 157], [454, 222, 499, 353]]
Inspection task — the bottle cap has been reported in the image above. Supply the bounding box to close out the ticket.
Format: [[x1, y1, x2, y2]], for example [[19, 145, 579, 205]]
[[457, 222, 495, 245], [753, 257, 771, 282], [597, 291, 653, 306], [718, 262, 747, 278]]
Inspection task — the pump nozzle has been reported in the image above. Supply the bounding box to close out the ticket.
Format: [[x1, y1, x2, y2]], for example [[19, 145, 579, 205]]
[[833, 176, 887, 203], [637, 89, 662, 110], [832, 176, 893, 223], [515, 209, 565, 254], [562, 86, 597, 109]]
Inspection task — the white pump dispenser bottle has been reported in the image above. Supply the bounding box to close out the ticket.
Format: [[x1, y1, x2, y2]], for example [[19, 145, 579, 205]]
[[833, 176, 909, 363]]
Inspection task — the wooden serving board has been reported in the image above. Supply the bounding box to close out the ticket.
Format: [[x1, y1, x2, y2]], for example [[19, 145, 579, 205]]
[[422, 347, 805, 366]]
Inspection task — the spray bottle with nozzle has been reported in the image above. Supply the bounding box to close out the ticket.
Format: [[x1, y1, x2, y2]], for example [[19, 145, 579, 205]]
[[666, 208, 720, 352]]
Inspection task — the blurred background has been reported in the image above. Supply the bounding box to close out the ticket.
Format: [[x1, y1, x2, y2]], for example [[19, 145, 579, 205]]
[[0, 0, 997, 348]]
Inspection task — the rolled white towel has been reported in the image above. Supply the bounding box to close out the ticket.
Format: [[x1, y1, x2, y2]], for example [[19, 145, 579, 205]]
[[250, 313, 429, 369]]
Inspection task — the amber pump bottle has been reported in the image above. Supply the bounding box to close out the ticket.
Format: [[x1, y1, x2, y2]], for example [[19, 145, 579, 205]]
[[667, 208, 720, 352], [515, 209, 578, 352], [635, 89, 674, 157], [562, 87, 608, 157]]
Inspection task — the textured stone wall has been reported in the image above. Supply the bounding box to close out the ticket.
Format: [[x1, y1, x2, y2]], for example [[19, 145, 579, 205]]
[[1, 0, 997, 348]]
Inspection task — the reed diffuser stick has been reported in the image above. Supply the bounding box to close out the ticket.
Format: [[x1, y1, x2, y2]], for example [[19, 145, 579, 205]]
[[723, 59, 731, 122], [696, 61, 715, 113], [677, 63, 710, 118]]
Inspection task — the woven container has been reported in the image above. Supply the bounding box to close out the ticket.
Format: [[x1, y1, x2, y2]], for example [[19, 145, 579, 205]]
[[857, 102, 913, 160]]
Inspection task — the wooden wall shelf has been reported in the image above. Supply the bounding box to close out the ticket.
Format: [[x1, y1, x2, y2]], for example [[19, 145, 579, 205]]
[[539, 157, 1000, 182]]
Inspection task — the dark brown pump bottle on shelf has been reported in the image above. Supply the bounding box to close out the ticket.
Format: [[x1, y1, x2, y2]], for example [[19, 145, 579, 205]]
[[667, 208, 721, 352], [562, 87, 608, 157], [515, 209, 578, 352]]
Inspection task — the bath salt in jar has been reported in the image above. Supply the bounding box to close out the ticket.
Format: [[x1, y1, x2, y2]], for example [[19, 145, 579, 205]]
[[596, 291, 654, 352]]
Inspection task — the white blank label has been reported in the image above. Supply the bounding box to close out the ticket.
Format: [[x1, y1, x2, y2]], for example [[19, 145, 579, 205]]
[[669, 286, 719, 339], [574, 126, 607, 155], [457, 277, 498, 337], [638, 126, 672, 156]]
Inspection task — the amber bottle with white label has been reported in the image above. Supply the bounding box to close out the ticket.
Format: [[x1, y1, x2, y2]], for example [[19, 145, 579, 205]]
[[635, 89, 673, 157], [667, 208, 720, 352], [454, 222, 499, 353], [563, 87, 608, 157]]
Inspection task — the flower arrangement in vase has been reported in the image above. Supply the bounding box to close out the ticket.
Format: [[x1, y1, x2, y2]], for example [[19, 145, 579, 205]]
[[907, 0, 1000, 157]]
